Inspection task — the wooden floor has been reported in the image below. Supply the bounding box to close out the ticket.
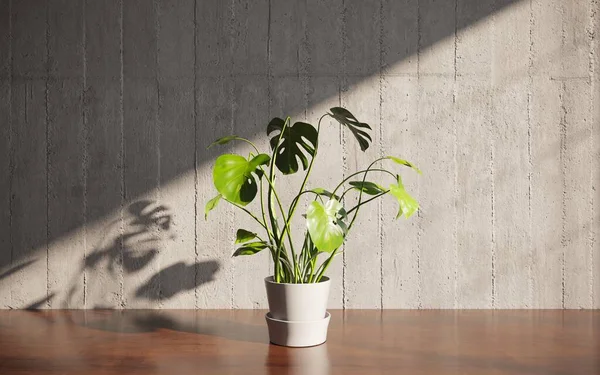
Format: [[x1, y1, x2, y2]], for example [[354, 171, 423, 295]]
[[0, 310, 598, 375]]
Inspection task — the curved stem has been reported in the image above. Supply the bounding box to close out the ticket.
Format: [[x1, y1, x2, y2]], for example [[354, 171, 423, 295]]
[[270, 118, 291, 282], [339, 187, 357, 201], [282, 114, 328, 282], [274, 114, 329, 282], [344, 158, 391, 238], [258, 178, 272, 241], [346, 191, 389, 216], [314, 248, 341, 282], [287, 190, 321, 218], [287, 114, 328, 220], [332, 167, 396, 196], [284, 114, 328, 226], [220, 137, 260, 154], [228, 201, 269, 234]]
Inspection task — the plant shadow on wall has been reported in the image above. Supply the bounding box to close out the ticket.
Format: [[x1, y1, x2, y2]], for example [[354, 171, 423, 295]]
[[27, 200, 220, 309], [0, 0, 524, 287]]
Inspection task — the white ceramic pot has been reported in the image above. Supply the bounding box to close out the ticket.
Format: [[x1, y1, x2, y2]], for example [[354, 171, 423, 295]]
[[264, 276, 330, 321], [265, 312, 331, 347]]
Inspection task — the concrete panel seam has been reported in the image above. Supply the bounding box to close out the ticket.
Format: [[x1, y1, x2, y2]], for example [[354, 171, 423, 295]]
[[193, 0, 199, 311], [453, 0, 459, 309], [527, 0, 534, 308], [82, 0, 88, 308], [119, 0, 125, 308], [45, 0, 50, 309], [378, 0, 384, 310]]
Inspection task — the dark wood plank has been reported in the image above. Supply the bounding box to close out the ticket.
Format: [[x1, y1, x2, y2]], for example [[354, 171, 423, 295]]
[[0, 310, 597, 375]]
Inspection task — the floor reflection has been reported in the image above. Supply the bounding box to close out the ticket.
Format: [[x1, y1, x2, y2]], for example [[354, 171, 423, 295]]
[[266, 343, 330, 375]]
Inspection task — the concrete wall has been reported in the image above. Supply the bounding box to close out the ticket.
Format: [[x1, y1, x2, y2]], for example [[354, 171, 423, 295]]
[[0, 0, 598, 309]]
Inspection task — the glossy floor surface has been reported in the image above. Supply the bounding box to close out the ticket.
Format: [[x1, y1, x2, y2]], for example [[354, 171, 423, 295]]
[[0, 310, 598, 374]]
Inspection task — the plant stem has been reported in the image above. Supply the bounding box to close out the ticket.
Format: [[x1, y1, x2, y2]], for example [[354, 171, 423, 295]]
[[332, 168, 396, 196], [314, 248, 340, 282], [286, 114, 328, 222], [287, 190, 320, 218], [243, 140, 260, 154], [259, 178, 268, 238], [346, 191, 389, 216], [228, 201, 269, 233], [279, 114, 328, 283], [270, 117, 292, 282], [344, 158, 391, 238]]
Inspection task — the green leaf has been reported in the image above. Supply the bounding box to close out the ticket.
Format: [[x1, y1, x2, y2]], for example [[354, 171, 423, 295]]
[[213, 153, 271, 206], [267, 117, 318, 175], [247, 153, 270, 170], [348, 181, 386, 195], [389, 175, 419, 219], [235, 229, 257, 244], [385, 156, 422, 174], [204, 194, 222, 220], [233, 241, 269, 256], [310, 188, 340, 200], [329, 107, 372, 151], [208, 135, 250, 148], [306, 199, 347, 253]]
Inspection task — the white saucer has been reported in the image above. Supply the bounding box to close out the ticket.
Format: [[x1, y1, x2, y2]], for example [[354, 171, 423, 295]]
[[265, 311, 331, 347]]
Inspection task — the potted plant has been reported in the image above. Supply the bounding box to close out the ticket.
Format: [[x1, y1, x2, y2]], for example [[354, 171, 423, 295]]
[[205, 107, 420, 347]]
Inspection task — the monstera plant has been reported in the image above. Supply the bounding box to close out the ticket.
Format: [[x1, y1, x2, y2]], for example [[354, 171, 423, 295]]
[[205, 107, 420, 285]]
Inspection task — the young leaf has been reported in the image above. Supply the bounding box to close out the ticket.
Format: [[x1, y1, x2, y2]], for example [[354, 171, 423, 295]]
[[235, 229, 257, 244], [232, 241, 269, 256], [306, 199, 347, 253], [385, 156, 422, 174], [329, 107, 372, 151], [348, 181, 386, 195], [267, 117, 318, 175], [204, 194, 222, 220], [389, 175, 419, 219], [310, 188, 340, 200], [213, 153, 271, 206], [208, 135, 251, 148]]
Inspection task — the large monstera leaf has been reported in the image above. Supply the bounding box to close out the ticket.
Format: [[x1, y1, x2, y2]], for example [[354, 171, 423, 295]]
[[267, 117, 318, 175], [389, 175, 419, 219], [306, 198, 348, 253], [213, 153, 270, 206], [329, 107, 372, 151]]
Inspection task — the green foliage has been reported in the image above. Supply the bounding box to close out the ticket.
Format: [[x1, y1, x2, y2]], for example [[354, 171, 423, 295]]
[[208, 107, 420, 283], [348, 181, 386, 195], [235, 229, 258, 244], [306, 199, 348, 253], [233, 241, 269, 256], [309, 188, 340, 200], [329, 107, 372, 151], [389, 175, 419, 219], [212, 153, 270, 206], [267, 117, 318, 175], [385, 156, 422, 174], [204, 194, 221, 220], [208, 135, 250, 148]]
